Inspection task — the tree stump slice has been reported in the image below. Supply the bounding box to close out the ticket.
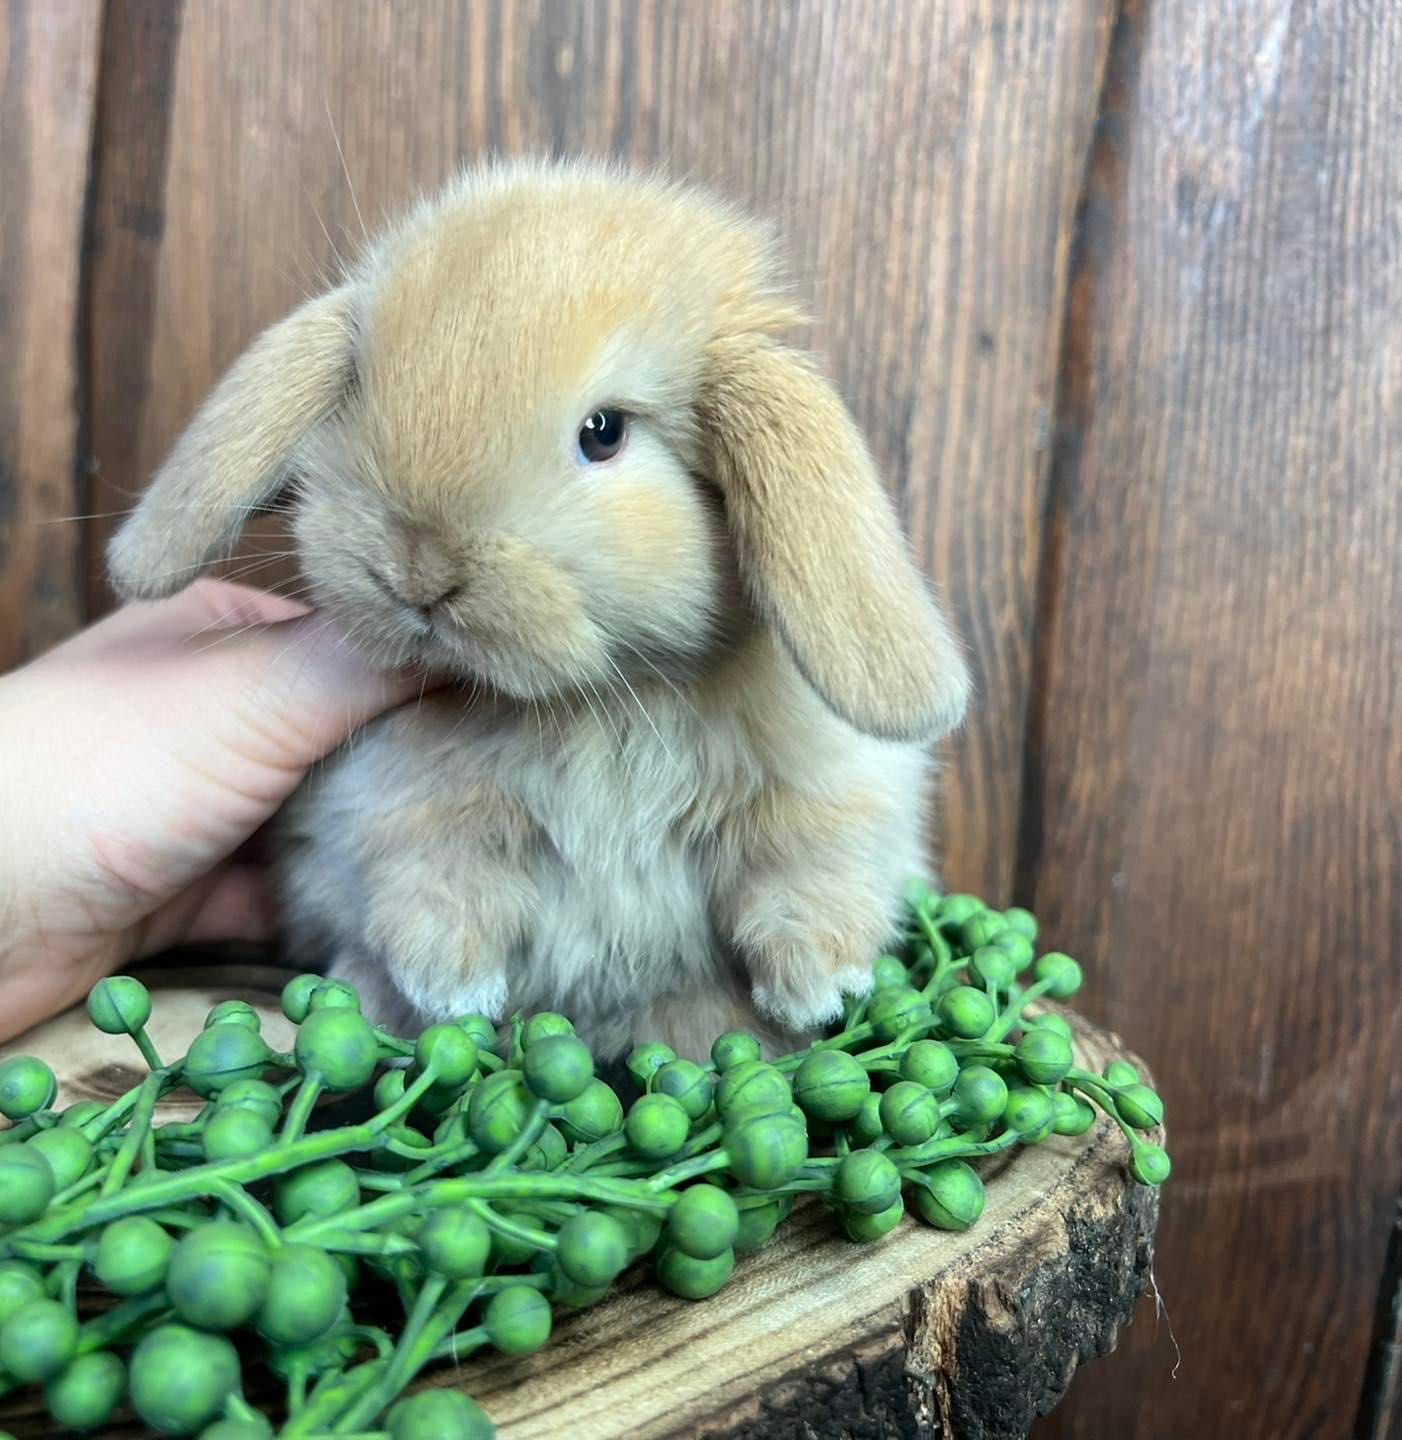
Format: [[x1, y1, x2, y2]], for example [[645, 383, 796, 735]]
[[0, 965, 1159, 1440]]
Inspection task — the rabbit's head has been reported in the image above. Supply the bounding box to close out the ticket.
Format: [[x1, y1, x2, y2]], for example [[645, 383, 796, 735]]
[[110, 159, 968, 741]]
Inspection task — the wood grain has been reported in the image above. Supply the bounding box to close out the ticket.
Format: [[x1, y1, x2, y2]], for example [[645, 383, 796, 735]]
[[80, 0, 1114, 901], [0, 0, 100, 670], [1024, 4, 1402, 1437]]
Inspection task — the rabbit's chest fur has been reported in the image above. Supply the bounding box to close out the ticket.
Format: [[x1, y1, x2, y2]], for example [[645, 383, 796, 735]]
[[280, 658, 928, 1054]]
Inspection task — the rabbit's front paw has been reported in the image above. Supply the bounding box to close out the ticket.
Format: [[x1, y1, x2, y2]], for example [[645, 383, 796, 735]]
[[365, 898, 509, 1023], [748, 942, 873, 1031]]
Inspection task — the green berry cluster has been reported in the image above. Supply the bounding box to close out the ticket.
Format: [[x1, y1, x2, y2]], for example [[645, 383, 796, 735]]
[[0, 882, 1165, 1437]]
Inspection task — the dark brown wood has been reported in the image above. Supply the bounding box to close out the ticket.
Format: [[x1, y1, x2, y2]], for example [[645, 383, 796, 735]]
[[79, 0, 1114, 902], [1024, 4, 1402, 1438], [0, 0, 100, 670]]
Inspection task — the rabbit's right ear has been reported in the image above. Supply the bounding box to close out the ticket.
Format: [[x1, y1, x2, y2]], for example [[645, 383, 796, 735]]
[[107, 286, 357, 599]]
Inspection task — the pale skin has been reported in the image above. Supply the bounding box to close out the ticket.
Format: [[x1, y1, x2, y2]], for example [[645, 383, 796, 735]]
[[0, 580, 424, 1043]]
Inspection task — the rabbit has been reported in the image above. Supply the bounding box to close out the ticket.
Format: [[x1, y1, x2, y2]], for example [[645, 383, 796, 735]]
[[107, 157, 971, 1061]]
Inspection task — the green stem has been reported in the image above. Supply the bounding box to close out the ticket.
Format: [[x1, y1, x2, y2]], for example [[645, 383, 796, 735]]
[[76, 1291, 173, 1356], [485, 1099, 550, 1173], [426, 1320, 488, 1363], [466, 1197, 557, 1253], [645, 1150, 729, 1191], [279, 1076, 326, 1146], [100, 1069, 165, 1196], [212, 1180, 283, 1248], [984, 978, 1056, 1044], [130, 1026, 165, 1072]]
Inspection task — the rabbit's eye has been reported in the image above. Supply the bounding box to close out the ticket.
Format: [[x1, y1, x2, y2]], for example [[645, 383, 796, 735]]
[[578, 409, 628, 463]]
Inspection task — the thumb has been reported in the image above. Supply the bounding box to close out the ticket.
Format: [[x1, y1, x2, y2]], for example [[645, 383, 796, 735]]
[[218, 615, 432, 774]]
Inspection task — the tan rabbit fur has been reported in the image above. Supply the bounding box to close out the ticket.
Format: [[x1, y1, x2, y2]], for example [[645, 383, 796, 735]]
[[108, 158, 971, 1060]]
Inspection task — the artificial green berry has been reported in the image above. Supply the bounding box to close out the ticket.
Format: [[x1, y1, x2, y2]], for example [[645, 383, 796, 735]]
[[0, 1057, 55, 1122], [937, 986, 996, 1039], [1115, 1084, 1165, 1130], [597, 1203, 662, 1261], [420, 1209, 493, 1280], [1131, 1142, 1172, 1186], [652, 1059, 714, 1121], [1052, 1091, 1097, 1137], [968, 946, 1016, 992], [59, 1100, 105, 1130], [792, 1050, 869, 1123], [273, 1160, 360, 1225], [625, 1093, 690, 1160], [293, 1007, 378, 1091], [204, 999, 261, 1032], [0, 1146, 54, 1225], [627, 1042, 676, 1089], [557, 1079, 625, 1144], [467, 1070, 533, 1153], [711, 1031, 762, 1072], [1003, 1084, 1056, 1143], [849, 1091, 886, 1146], [129, 1325, 240, 1435], [657, 1245, 735, 1300], [200, 1421, 273, 1440], [166, 1223, 271, 1331], [255, 1245, 346, 1347], [262, 1315, 357, 1382], [521, 1012, 575, 1047], [842, 1197, 905, 1242], [0, 1262, 44, 1324], [879, 1081, 941, 1146], [524, 1123, 569, 1173], [386, 1389, 495, 1440], [454, 1013, 499, 1050], [522, 1034, 594, 1104], [415, 1024, 480, 1089], [85, 976, 152, 1036], [715, 1061, 790, 1118], [184, 1022, 272, 1098], [215, 1078, 282, 1127], [910, 1160, 985, 1230], [534, 1253, 609, 1310], [0, 1298, 79, 1382], [952, 1065, 1008, 1127], [867, 986, 933, 1042], [280, 973, 323, 1024], [1103, 1059, 1139, 1087], [959, 913, 1008, 954], [94, 1216, 173, 1296], [557, 1211, 631, 1289], [1033, 952, 1083, 999], [723, 1110, 807, 1190], [374, 1068, 408, 1111], [485, 1285, 552, 1355], [1015, 1029, 1074, 1086], [935, 894, 983, 928], [202, 1106, 274, 1162], [668, 1185, 740, 1260], [1002, 906, 1038, 942], [835, 1150, 902, 1215], [27, 1126, 93, 1189], [45, 1349, 126, 1431], [733, 1198, 785, 1254], [899, 1040, 959, 1097], [991, 931, 1036, 972], [871, 954, 909, 989], [1029, 1013, 1074, 1042], [307, 979, 360, 1012]]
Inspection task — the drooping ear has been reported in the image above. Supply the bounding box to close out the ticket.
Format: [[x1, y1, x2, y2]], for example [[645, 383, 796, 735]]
[[107, 286, 357, 599], [700, 335, 971, 743]]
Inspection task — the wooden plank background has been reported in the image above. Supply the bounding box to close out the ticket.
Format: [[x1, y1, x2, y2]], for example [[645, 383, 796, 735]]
[[1, 2, 1399, 1436]]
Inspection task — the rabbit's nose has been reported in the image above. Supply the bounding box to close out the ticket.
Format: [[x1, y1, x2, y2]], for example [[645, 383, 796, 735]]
[[397, 536, 465, 614]]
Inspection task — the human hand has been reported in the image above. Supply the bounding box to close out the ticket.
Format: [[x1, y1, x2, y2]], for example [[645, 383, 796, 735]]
[[0, 580, 427, 1041]]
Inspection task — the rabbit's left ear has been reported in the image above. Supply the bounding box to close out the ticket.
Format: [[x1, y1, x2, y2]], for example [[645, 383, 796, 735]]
[[701, 334, 970, 743]]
